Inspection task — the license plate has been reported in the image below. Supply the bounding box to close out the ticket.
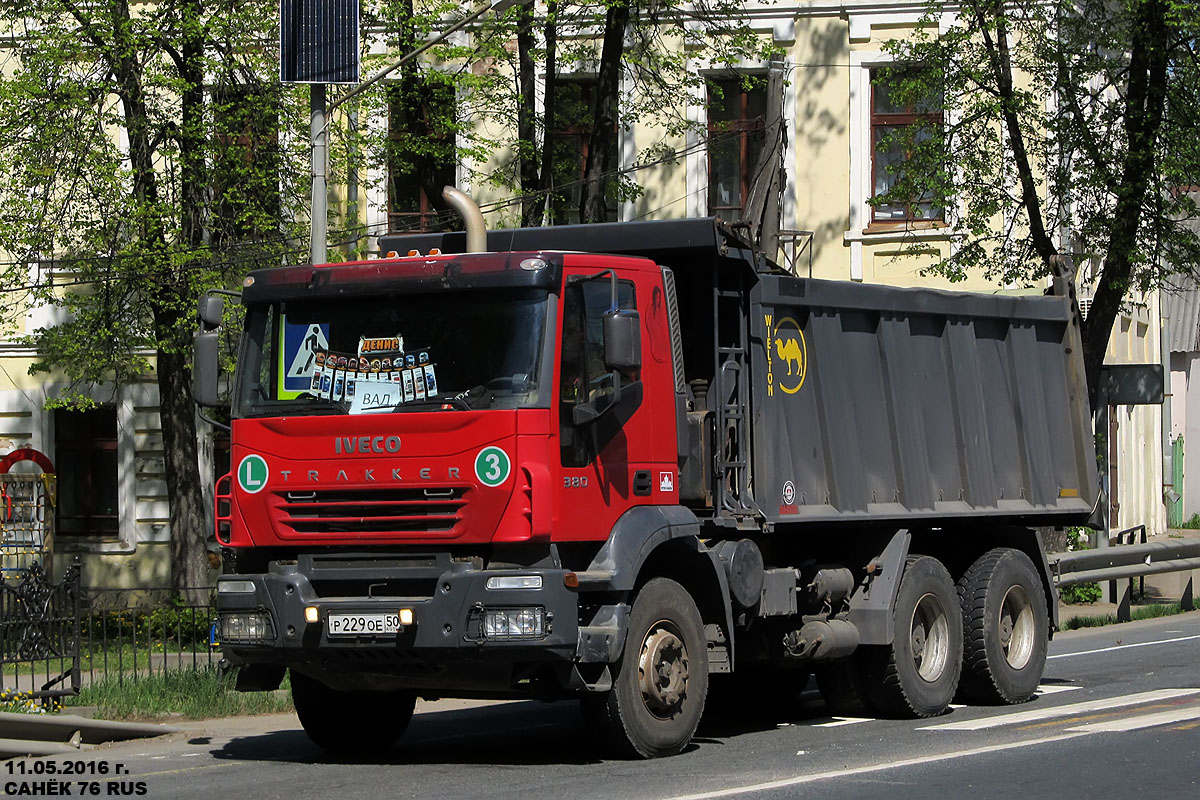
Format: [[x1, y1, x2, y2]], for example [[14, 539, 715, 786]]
[[327, 612, 402, 637]]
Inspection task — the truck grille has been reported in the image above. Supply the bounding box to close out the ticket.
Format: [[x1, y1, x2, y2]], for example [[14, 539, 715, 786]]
[[277, 487, 466, 536]]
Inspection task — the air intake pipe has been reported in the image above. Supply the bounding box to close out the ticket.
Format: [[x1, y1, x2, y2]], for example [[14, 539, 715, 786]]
[[442, 186, 487, 253]]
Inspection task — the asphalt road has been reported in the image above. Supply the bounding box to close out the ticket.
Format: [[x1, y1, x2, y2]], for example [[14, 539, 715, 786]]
[[7, 612, 1200, 799]]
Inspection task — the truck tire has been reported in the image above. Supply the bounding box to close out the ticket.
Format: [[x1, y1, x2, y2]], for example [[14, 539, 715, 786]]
[[858, 556, 962, 718], [291, 671, 416, 755], [956, 547, 1048, 704], [581, 577, 708, 758]]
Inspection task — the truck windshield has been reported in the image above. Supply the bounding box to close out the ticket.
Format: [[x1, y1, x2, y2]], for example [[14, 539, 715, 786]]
[[234, 289, 550, 417]]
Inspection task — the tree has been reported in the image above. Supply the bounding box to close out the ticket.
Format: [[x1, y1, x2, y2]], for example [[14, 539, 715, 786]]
[[0, 0, 309, 593], [876, 0, 1200, 407]]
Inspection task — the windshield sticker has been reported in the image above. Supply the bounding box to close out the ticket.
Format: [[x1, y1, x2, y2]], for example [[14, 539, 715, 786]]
[[277, 317, 330, 399], [298, 332, 438, 413]]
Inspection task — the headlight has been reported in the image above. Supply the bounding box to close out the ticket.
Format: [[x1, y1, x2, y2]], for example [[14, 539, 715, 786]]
[[218, 612, 275, 643], [217, 579, 257, 594], [482, 607, 545, 639]]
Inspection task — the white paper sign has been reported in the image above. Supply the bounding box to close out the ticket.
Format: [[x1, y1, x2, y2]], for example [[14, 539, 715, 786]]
[[348, 379, 403, 414]]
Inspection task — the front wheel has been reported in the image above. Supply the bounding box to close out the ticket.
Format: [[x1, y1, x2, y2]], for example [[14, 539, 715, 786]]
[[582, 577, 709, 758], [291, 671, 416, 756], [858, 555, 963, 718]]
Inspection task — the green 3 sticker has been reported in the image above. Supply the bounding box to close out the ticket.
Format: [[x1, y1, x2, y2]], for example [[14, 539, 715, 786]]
[[237, 454, 269, 494], [474, 446, 511, 487]]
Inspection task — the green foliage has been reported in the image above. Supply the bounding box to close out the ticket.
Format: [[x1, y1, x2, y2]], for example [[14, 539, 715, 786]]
[[67, 667, 293, 721], [877, 1, 1200, 397], [1178, 513, 1200, 530], [1060, 581, 1103, 605]]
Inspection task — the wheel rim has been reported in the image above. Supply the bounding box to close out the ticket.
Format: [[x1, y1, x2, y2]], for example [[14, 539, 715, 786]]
[[909, 592, 950, 682], [638, 619, 690, 719], [998, 584, 1036, 669]]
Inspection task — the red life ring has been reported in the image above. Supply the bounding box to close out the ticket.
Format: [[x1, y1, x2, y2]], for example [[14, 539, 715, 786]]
[[0, 447, 55, 474]]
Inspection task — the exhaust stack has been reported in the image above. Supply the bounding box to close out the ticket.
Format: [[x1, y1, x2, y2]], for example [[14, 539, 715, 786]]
[[442, 186, 487, 253]]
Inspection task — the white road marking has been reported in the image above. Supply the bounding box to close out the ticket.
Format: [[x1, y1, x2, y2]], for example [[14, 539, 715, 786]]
[[1066, 705, 1200, 733], [661, 732, 1090, 800], [1034, 684, 1082, 695], [919, 688, 1200, 731], [1047, 634, 1200, 660], [812, 717, 871, 728]]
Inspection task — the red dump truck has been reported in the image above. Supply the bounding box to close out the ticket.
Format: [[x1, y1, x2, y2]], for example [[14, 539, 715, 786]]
[[195, 196, 1097, 758]]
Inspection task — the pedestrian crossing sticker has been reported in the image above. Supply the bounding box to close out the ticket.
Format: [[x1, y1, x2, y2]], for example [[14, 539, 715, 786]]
[[277, 316, 330, 398]]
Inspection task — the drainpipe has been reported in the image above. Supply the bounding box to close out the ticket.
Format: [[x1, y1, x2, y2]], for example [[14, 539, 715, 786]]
[[1162, 290, 1178, 527], [443, 187, 487, 253]]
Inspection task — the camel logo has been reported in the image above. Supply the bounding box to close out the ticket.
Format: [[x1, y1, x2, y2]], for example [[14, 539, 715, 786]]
[[763, 314, 807, 396]]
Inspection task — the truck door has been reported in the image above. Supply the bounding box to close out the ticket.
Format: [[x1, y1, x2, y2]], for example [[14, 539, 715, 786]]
[[555, 268, 657, 541]]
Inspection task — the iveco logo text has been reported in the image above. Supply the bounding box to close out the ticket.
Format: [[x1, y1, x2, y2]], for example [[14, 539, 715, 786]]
[[334, 436, 402, 454]]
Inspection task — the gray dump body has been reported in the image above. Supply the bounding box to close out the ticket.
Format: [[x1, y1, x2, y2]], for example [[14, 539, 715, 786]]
[[750, 275, 1097, 527]]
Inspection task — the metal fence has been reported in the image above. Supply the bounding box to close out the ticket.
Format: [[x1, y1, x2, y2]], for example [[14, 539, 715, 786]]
[[0, 560, 80, 706], [78, 585, 220, 685], [0, 565, 220, 708]]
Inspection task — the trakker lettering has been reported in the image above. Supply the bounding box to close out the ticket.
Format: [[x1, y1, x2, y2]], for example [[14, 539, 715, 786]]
[[334, 435, 401, 454], [278, 467, 460, 482]]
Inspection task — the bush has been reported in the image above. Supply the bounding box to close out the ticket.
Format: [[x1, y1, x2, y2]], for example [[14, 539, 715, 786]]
[[1060, 581, 1102, 604], [1060, 526, 1101, 604]]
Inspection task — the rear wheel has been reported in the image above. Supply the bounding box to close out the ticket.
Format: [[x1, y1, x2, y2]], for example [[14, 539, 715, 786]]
[[291, 671, 416, 755], [858, 556, 962, 718], [582, 577, 708, 758], [956, 547, 1049, 704]]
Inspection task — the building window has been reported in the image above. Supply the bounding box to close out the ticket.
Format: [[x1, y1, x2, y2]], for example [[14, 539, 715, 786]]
[[870, 67, 943, 223], [548, 79, 618, 225], [55, 407, 118, 539], [387, 78, 458, 234], [707, 77, 767, 222]]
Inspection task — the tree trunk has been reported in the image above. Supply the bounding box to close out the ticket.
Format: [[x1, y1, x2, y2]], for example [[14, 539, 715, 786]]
[[157, 336, 209, 599], [517, 1, 542, 226], [580, 0, 628, 223], [539, 1, 558, 224], [1081, 0, 1169, 410]]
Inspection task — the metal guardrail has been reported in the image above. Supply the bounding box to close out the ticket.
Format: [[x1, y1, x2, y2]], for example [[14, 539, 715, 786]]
[[1048, 525, 1199, 620]]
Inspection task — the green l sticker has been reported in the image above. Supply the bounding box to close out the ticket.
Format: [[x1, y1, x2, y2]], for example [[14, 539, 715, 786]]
[[474, 446, 511, 487], [237, 454, 269, 494]]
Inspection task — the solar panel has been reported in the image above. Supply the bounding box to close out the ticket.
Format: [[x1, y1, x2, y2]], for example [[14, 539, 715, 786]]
[[280, 0, 361, 84]]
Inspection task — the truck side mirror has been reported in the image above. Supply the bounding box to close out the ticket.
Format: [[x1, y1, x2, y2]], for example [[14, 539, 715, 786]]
[[199, 293, 224, 330], [604, 309, 641, 370], [194, 331, 223, 408]]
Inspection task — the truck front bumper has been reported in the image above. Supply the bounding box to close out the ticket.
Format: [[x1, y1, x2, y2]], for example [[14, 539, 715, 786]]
[[215, 552, 585, 693]]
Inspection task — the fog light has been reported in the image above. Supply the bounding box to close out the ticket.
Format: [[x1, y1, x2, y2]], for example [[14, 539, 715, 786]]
[[217, 579, 256, 594], [486, 575, 542, 590], [399, 608, 414, 626], [482, 607, 545, 639], [305, 606, 320, 623], [218, 612, 274, 643]]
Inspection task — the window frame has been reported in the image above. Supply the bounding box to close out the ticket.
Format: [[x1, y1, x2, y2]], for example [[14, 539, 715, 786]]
[[706, 77, 767, 221], [54, 406, 120, 541], [868, 66, 944, 225], [386, 78, 459, 234]]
